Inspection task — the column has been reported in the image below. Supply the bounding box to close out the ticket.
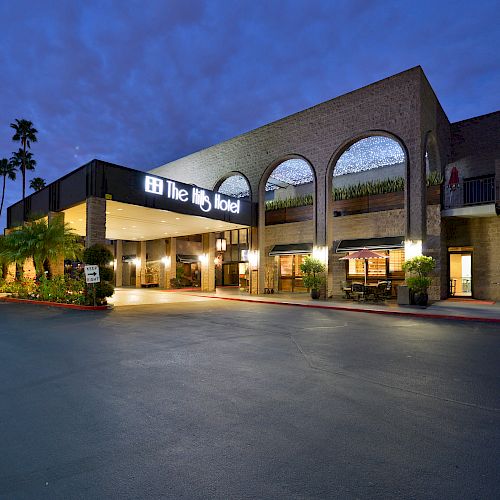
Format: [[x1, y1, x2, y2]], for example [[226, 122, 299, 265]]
[[48, 211, 65, 276], [406, 140, 427, 242], [201, 233, 215, 292], [85, 197, 107, 248], [135, 240, 146, 288], [165, 237, 177, 289], [115, 240, 123, 287], [315, 177, 329, 299]]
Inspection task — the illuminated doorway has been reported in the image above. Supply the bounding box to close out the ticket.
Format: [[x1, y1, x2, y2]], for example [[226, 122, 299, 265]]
[[449, 248, 472, 297]]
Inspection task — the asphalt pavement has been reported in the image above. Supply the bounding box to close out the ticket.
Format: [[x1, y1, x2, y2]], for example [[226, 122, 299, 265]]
[[0, 300, 498, 499]]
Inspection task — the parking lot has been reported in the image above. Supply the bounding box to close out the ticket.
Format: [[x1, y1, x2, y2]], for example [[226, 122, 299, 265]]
[[0, 299, 498, 499]]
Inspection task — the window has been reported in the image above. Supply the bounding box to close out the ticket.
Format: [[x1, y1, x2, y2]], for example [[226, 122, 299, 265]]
[[389, 249, 404, 272]]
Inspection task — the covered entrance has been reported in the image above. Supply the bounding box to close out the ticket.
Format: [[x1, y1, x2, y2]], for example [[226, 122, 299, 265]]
[[269, 243, 312, 293], [448, 247, 473, 297]]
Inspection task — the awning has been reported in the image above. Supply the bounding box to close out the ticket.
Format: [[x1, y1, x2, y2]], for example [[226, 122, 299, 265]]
[[176, 254, 200, 263], [269, 243, 313, 256], [335, 236, 404, 253]]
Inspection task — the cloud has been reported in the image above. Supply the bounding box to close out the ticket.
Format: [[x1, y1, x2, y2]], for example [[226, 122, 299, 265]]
[[0, 0, 499, 230]]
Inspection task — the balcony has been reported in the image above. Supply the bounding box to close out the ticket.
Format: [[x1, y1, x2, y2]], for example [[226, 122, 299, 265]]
[[442, 175, 498, 217]]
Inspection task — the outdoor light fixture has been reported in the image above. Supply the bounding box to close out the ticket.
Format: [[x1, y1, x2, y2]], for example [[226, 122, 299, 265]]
[[404, 240, 423, 260], [313, 245, 329, 264], [247, 250, 259, 269], [161, 256, 171, 267], [133, 257, 141, 267], [198, 254, 208, 265], [216, 238, 227, 252], [214, 255, 223, 267]]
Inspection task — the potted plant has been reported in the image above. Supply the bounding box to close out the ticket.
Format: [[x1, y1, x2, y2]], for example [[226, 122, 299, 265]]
[[300, 256, 326, 299], [402, 255, 436, 307]]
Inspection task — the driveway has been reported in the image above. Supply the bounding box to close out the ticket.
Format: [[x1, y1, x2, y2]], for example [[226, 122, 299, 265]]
[[0, 300, 498, 499]]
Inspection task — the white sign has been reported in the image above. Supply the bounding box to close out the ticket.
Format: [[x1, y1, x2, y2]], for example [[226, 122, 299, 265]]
[[145, 176, 240, 214], [84, 265, 100, 284]]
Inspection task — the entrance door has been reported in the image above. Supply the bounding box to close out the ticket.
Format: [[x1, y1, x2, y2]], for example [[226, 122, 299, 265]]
[[449, 251, 472, 297], [278, 255, 308, 292]]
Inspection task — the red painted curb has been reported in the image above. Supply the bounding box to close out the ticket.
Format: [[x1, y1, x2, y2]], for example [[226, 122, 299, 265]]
[[0, 297, 109, 310], [194, 295, 500, 324]]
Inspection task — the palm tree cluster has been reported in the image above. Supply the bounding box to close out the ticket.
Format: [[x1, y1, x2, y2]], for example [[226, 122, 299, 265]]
[[0, 217, 82, 279], [1, 118, 47, 220]]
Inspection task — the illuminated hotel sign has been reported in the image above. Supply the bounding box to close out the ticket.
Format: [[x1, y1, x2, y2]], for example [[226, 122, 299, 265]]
[[145, 176, 240, 214]]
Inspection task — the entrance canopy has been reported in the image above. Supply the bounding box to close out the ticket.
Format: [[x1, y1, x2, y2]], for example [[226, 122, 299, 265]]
[[7, 159, 256, 230], [64, 200, 248, 241]]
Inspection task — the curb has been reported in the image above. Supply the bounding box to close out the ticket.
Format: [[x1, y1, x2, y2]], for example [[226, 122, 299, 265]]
[[0, 297, 109, 311], [195, 295, 500, 324]]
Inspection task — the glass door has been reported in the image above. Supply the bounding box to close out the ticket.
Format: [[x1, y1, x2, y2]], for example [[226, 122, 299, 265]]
[[278, 254, 310, 292], [449, 252, 472, 297]]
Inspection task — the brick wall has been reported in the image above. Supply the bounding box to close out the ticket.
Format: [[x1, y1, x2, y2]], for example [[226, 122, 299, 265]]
[[444, 216, 500, 301]]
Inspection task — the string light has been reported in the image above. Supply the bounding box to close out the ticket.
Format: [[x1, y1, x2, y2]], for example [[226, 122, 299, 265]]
[[217, 175, 250, 198], [217, 136, 405, 195]]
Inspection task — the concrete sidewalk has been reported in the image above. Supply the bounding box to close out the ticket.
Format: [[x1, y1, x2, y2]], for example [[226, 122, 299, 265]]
[[193, 288, 500, 323]]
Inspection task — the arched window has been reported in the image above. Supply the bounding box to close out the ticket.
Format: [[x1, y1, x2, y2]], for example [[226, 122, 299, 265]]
[[265, 158, 314, 202], [217, 174, 251, 199]]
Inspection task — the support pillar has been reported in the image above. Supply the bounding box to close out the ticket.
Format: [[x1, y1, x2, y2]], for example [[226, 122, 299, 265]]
[[165, 237, 176, 288], [115, 240, 123, 287], [85, 197, 107, 248], [136, 240, 146, 288], [201, 233, 215, 292]]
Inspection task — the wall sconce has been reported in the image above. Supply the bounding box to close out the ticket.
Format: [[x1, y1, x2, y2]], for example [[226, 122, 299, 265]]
[[216, 238, 227, 252], [198, 253, 208, 265], [404, 240, 423, 260], [133, 257, 141, 267], [247, 250, 259, 269], [161, 256, 171, 267], [312, 245, 329, 265]]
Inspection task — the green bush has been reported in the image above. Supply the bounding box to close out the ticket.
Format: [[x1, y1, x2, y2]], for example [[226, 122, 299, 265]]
[[299, 257, 326, 290], [402, 255, 436, 293], [83, 244, 115, 305]]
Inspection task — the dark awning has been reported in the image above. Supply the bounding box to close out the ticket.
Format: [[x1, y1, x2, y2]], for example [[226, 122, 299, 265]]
[[176, 254, 200, 263], [335, 236, 404, 253], [269, 243, 313, 256]]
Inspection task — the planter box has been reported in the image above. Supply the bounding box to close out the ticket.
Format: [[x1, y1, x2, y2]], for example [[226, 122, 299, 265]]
[[266, 186, 442, 223], [265, 205, 313, 225], [0, 296, 109, 310]]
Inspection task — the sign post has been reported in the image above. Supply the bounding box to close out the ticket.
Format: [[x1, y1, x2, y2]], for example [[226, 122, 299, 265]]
[[84, 265, 100, 307]]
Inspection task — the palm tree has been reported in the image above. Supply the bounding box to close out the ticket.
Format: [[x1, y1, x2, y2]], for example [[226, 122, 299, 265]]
[[29, 177, 46, 192], [0, 217, 83, 279], [10, 119, 38, 201], [0, 158, 17, 218], [10, 149, 36, 202]]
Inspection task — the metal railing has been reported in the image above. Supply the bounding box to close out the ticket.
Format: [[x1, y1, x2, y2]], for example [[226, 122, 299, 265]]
[[444, 175, 495, 208], [463, 176, 495, 205]]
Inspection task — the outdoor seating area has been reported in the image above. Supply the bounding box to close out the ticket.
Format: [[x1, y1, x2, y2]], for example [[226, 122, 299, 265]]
[[341, 280, 393, 302]]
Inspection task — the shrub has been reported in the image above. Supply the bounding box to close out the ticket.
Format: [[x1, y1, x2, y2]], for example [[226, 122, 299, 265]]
[[83, 244, 115, 305], [402, 255, 436, 293], [299, 257, 326, 290]]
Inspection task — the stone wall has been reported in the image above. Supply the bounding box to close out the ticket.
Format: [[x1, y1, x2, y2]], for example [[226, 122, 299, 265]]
[[444, 216, 500, 301]]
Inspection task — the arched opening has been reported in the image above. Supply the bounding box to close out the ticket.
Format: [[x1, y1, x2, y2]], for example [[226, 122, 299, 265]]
[[329, 134, 409, 298], [213, 173, 252, 289], [215, 173, 251, 200], [260, 157, 316, 294]]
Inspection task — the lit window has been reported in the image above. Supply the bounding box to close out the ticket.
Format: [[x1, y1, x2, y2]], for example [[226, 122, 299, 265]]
[[389, 249, 405, 272]]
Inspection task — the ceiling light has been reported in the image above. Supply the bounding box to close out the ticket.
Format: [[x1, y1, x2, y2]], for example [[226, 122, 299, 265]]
[[175, 217, 180, 220], [78, 218, 83, 221], [161, 220, 166, 223], [105, 211, 110, 215], [122, 227, 126, 229], [117, 208, 123, 211]]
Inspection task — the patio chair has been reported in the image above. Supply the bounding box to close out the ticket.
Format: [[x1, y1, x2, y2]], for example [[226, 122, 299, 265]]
[[351, 282, 365, 301], [341, 280, 352, 299]]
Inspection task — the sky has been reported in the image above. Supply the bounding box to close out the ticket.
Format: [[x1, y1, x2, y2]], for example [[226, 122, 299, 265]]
[[0, 0, 498, 230]]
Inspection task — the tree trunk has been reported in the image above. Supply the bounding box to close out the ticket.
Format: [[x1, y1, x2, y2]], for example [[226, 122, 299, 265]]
[[0, 176, 5, 216]]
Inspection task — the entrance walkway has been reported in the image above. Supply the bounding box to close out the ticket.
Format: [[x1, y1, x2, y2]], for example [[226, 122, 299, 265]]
[[109, 287, 500, 322]]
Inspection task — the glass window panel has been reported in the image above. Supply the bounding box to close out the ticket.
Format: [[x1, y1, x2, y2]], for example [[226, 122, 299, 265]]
[[231, 230, 239, 245], [239, 229, 247, 244], [348, 257, 365, 274], [389, 249, 405, 272], [368, 258, 386, 276], [280, 256, 293, 277]]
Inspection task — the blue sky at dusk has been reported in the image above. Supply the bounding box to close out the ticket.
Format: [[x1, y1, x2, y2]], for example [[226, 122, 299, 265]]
[[0, 0, 498, 230]]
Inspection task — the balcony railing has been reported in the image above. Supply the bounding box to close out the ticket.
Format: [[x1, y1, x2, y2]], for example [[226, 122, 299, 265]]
[[444, 175, 496, 209]]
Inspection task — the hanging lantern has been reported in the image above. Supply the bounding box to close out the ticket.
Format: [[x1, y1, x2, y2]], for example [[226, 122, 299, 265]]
[[216, 238, 227, 252]]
